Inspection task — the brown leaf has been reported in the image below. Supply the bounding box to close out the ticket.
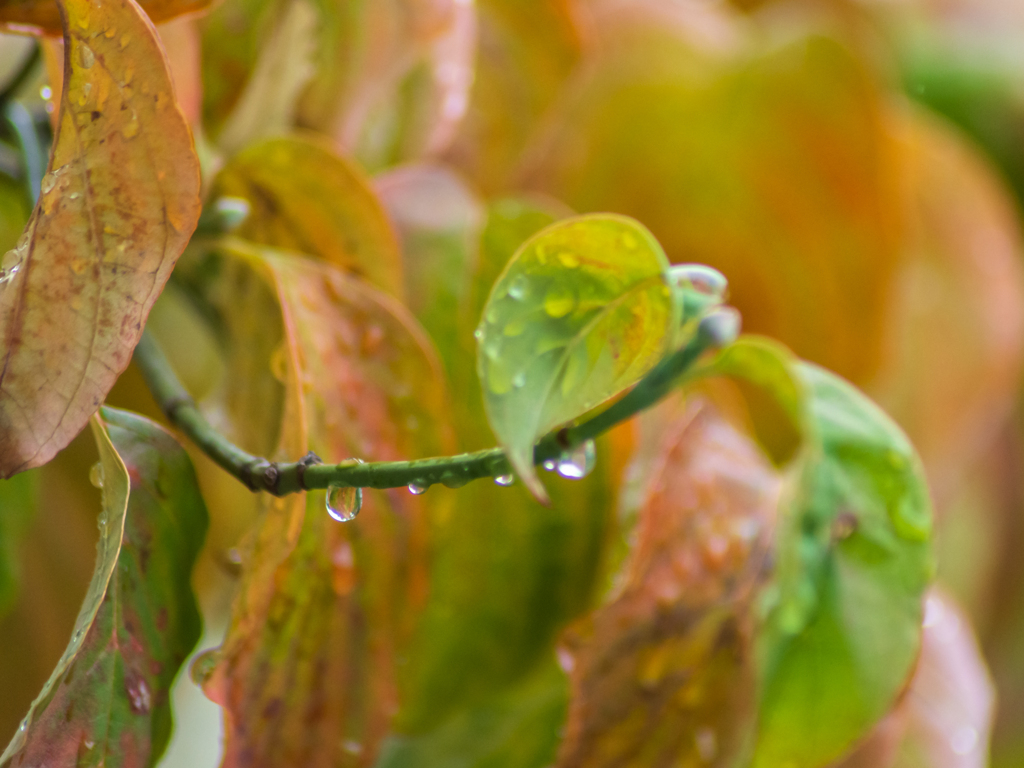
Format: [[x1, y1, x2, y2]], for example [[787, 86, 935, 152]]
[[0, 0, 214, 36], [556, 400, 781, 768], [0, 0, 201, 477]]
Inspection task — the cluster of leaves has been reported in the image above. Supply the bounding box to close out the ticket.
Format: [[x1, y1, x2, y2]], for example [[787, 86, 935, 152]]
[[0, 0, 1022, 767]]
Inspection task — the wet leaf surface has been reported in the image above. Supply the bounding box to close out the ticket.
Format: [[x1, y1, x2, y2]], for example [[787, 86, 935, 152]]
[[754, 364, 934, 767], [556, 401, 781, 768], [0, 0, 201, 476], [0, 408, 207, 768], [211, 135, 403, 296], [476, 214, 678, 501], [191, 242, 452, 767]]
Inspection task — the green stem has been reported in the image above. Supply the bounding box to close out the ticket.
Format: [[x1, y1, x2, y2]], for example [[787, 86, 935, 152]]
[[128, 319, 724, 497]]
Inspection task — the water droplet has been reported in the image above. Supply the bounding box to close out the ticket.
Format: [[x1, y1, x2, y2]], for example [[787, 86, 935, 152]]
[[441, 472, 470, 489], [482, 334, 502, 360], [670, 264, 729, 301], [326, 485, 362, 522], [78, 44, 95, 69], [556, 646, 575, 673], [40, 85, 52, 100], [544, 289, 575, 318], [125, 675, 151, 714], [89, 461, 104, 488], [474, 328, 483, 340], [189, 648, 220, 688], [699, 307, 741, 347], [558, 251, 580, 268], [343, 740, 363, 756], [512, 371, 527, 389], [40, 172, 57, 194], [0, 244, 24, 281], [556, 440, 596, 479], [508, 274, 530, 300], [495, 474, 514, 486], [121, 114, 140, 139], [543, 459, 557, 471], [408, 483, 428, 495], [104, 26, 116, 38], [503, 317, 527, 337], [120, 33, 131, 48], [950, 726, 978, 755], [84, 739, 96, 750]]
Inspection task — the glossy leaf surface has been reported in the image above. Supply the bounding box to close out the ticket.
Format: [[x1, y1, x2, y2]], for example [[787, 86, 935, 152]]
[[754, 364, 934, 767], [211, 135, 403, 297], [476, 214, 677, 500], [0, 0, 201, 476], [0, 408, 207, 767], [556, 401, 781, 768], [193, 243, 452, 768]]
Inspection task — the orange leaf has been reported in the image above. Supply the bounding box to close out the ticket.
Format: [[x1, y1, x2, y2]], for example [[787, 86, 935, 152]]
[[0, 0, 214, 35], [0, 0, 200, 476], [556, 400, 781, 767], [193, 245, 453, 767]]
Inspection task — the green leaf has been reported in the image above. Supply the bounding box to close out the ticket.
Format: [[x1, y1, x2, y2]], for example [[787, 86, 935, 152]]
[[476, 214, 678, 501], [753, 363, 934, 768], [0, 408, 207, 767], [0, 470, 36, 620], [691, 336, 807, 466]]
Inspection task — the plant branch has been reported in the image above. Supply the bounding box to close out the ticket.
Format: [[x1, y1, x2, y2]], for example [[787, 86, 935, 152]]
[[129, 317, 727, 496]]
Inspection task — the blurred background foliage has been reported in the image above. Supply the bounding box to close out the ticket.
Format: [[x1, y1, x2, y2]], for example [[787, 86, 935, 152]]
[[1, 0, 1024, 765]]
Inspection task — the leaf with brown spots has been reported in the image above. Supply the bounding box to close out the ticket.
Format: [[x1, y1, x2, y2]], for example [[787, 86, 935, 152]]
[[0, 0, 213, 36], [555, 401, 781, 768], [0, 0, 201, 477], [189, 242, 453, 768], [0, 408, 207, 768], [210, 135, 404, 297]]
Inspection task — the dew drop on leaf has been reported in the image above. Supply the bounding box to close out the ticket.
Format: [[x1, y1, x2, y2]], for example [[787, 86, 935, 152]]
[[512, 371, 527, 389], [556, 439, 596, 479], [494, 474, 514, 486], [508, 274, 530, 300], [89, 461, 104, 489], [326, 485, 362, 522], [543, 288, 575, 319], [558, 251, 580, 268], [78, 44, 95, 69], [543, 459, 557, 471], [408, 483, 428, 495], [125, 675, 151, 714], [189, 648, 220, 688]]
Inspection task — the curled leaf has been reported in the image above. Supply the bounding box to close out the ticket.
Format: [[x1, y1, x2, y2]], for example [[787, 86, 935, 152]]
[[476, 214, 678, 501], [0, 0, 201, 476], [754, 364, 934, 767], [0, 408, 207, 767]]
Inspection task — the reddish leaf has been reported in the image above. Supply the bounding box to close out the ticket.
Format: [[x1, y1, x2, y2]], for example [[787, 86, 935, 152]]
[[0, 0, 214, 35], [0, 0, 201, 476], [0, 408, 207, 768], [556, 400, 781, 767], [192, 244, 452, 767]]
